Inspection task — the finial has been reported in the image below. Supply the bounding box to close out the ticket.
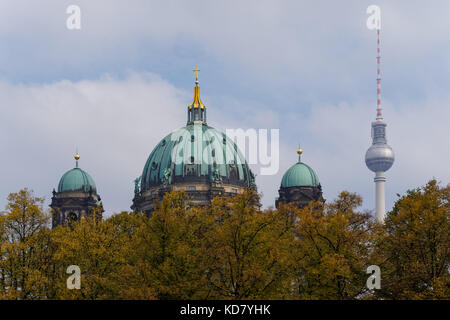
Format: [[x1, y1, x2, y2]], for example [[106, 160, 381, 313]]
[[74, 149, 80, 168], [193, 66, 200, 86], [297, 146, 303, 162], [188, 66, 205, 111]]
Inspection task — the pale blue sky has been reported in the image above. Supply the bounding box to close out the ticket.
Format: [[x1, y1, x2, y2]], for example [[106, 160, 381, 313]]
[[0, 0, 449, 215]]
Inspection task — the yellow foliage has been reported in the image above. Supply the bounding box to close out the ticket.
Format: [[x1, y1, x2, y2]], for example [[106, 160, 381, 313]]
[[0, 181, 448, 300]]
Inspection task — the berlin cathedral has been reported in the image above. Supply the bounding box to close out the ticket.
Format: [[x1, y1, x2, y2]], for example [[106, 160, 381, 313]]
[[50, 68, 323, 227]]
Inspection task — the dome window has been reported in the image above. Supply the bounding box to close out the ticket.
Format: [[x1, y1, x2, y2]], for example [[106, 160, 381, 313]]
[[191, 135, 195, 142], [161, 139, 166, 146], [190, 156, 195, 163], [211, 149, 215, 157], [223, 137, 227, 144], [151, 162, 158, 169]]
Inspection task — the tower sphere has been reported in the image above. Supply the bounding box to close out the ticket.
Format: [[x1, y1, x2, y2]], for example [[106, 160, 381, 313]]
[[365, 143, 394, 173]]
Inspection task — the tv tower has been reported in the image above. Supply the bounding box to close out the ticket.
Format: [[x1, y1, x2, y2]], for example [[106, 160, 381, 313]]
[[365, 23, 395, 223]]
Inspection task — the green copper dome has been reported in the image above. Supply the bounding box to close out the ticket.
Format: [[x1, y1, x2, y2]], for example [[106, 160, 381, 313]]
[[281, 158, 320, 188], [58, 168, 97, 193], [137, 69, 256, 194], [140, 123, 255, 190], [57, 155, 97, 193]]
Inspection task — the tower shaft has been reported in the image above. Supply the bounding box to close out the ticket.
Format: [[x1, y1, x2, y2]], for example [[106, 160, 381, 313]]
[[374, 171, 386, 222]]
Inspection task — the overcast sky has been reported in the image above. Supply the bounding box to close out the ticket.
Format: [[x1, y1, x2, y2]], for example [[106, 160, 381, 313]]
[[0, 0, 449, 216]]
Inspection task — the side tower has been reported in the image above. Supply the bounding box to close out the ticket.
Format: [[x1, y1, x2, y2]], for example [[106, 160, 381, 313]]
[[365, 28, 394, 223], [276, 148, 323, 208], [50, 153, 103, 228]]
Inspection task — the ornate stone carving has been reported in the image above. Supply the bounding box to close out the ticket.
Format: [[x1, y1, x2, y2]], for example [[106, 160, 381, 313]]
[[162, 167, 172, 186]]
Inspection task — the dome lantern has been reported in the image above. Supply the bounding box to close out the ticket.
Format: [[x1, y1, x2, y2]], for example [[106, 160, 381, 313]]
[[187, 66, 207, 125]]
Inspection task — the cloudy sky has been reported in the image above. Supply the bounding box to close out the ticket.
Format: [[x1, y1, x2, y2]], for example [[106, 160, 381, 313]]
[[0, 0, 449, 216]]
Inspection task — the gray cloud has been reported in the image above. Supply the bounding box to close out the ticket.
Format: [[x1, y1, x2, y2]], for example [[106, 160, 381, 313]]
[[0, 73, 188, 214], [0, 1, 448, 217], [0, 72, 448, 216]]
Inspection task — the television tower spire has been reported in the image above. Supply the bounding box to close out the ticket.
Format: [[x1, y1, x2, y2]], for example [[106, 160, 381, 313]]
[[376, 29, 382, 120], [365, 12, 394, 223]]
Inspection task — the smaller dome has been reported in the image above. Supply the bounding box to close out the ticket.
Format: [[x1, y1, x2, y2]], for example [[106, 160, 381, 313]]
[[281, 161, 320, 188], [58, 168, 97, 193]]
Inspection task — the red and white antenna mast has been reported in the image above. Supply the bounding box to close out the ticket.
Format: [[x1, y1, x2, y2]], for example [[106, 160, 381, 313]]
[[376, 27, 383, 120]]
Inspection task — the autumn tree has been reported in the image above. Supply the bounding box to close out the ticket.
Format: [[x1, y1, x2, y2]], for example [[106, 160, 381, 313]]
[[203, 189, 293, 299], [118, 191, 213, 299], [374, 179, 450, 299], [1, 181, 447, 301], [286, 192, 376, 300], [0, 189, 51, 299], [106, 210, 155, 299], [51, 209, 133, 299]]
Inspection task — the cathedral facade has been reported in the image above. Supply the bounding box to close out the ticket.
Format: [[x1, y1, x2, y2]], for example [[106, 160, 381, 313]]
[[51, 68, 323, 227]]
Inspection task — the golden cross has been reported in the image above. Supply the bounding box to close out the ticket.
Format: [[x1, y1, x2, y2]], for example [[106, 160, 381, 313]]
[[193, 66, 200, 84]]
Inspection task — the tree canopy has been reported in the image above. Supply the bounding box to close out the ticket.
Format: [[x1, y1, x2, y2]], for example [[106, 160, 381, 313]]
[[0, 180, 448, 300]]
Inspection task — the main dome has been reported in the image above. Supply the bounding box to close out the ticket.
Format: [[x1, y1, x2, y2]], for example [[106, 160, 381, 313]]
[[58, 167, 97, 193], [140, 123, 255, 190], [132, 68, 257, 215]]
